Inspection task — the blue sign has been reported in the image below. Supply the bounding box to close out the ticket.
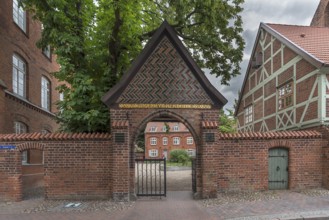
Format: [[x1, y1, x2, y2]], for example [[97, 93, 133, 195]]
[[0, 146, 16, 150]]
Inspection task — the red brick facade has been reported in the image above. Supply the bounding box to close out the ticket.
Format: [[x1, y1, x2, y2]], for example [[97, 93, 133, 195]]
[[0, 1, 61, 134], [144, 122, 196, 160]]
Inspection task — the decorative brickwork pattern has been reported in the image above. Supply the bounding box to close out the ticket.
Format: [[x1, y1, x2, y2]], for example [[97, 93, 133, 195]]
[[117, 37, 213, 105]]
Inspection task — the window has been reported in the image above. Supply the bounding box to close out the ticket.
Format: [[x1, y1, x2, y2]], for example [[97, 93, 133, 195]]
[[244, 105, 253, 124], [13, 0, 26, 32], [278, 82, 293, 110], [163, 137, 168, 145], [150, 137, 157, 145], [14, 121, 27, 134], [43, 45, 51, 59], [12, 55, 26, 97], [149, 149, 158, 158], [22, 150, 28, 164], [187, 137, 193, 145], [162, 125, 167, 132], [41, 77, 51, 110], [150, 126, 157, 132], [187, 149, 196, 157], [173, 137, 180, 145], [173, 124, 179, 131], [41, 129, 50, 134]]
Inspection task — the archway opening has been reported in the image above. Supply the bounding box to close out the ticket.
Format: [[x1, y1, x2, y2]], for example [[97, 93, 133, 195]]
[[21, 149, 45, 199], [133, 114, 198, 196]]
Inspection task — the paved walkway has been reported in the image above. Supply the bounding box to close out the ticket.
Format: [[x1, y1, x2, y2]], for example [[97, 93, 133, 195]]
[[2, 191, 329, 219]]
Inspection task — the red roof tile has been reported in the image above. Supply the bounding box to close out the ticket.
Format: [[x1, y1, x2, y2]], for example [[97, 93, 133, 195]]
[[0, 132, 111, 141], [218, 130, 321, 140], [202, 121, 218, 129], [112, 120, 129, 128], [267, 24, 329, 64]]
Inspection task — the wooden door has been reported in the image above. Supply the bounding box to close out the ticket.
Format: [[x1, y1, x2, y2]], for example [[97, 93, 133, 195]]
[[268, 148, 288, 189]]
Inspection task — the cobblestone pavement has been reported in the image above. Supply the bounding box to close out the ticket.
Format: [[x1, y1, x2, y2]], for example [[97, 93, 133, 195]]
[[202, 189, 329, 219], [2, 190, 329, 219]]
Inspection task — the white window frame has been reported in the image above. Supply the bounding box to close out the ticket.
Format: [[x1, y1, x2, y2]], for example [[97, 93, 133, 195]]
[[173, 124, 179, 131], [150, 137, 157, 145], [12, 55, 26, 97], [150, 126, 157, 132], [14, 121, 27, 134], [244, 105, 253, 124], [22, 150, 28, 164], [163, 137, 168, 145], [13, 0, 26, 32], [41, 76, 51, 110], [187, 137, 193, 145], [173, 137, 180, 145], [149, 149, 158, 158], [43, 45, 51, 59]]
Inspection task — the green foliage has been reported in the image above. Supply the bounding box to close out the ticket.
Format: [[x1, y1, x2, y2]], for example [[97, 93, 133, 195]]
[[219, 109, 237, 133], [21, 0, 245, 132], [135, 131, 145, 150], [170, 149, 191, 165]]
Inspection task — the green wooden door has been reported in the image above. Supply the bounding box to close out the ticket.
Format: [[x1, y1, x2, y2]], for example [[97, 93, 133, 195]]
[[268, 148, 288, 190]]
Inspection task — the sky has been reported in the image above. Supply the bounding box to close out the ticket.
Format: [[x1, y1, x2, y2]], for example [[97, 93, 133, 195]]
[[205, 0, 320, 111]]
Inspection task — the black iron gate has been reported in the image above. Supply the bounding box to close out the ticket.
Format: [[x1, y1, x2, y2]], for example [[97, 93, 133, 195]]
[[135, 159, 166, 197], [192, 158, 196, 192]]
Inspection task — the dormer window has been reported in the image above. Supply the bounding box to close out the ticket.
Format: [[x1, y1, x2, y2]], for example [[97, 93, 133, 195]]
[[150, 126, 157, 132], [173, 124, 179, 131]]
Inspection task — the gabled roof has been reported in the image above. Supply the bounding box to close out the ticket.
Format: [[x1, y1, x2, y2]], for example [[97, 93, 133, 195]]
[[267, 23, 329, 65], [102, 21, 227, 108], [235, 23, 329, 116]]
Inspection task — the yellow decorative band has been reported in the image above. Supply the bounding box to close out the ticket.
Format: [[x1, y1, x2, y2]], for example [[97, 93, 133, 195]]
[[119, 103, 212, 109]]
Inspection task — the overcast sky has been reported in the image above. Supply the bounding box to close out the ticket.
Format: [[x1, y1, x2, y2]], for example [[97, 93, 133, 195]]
[[205, 0, 320, 111]]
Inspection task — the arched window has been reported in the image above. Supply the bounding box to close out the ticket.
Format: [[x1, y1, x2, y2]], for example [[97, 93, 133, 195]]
[[14, 121, 28, 134], [12, 55, 26, 97], [41, 76, 51, 110]]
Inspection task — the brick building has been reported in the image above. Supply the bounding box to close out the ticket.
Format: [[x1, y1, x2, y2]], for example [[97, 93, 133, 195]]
[[235, 0, 329, 132], [0, 0, 62, 193], [0, 0, 61, 135], [144, 122, 196, 159]]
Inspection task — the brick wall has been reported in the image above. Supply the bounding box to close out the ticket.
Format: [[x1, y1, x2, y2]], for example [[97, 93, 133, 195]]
[[0, 146, 21, 202], [0, 134, 112, 201], [201, 132, 324, 194]]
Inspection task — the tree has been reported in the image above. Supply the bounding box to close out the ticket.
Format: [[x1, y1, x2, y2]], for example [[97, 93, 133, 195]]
[[219, 109, 237, 133], [21, 0, 245, 132]]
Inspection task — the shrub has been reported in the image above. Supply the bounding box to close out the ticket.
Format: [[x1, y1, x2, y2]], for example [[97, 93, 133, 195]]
[[170, 149, 191, 165]]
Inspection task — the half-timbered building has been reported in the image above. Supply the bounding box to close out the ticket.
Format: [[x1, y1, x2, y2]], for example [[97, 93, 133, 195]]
[[235, 23, 329, 132]]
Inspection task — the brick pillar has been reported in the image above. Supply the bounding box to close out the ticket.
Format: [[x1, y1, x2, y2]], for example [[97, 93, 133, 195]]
[[0, 81, 7, 132], [111, 120, 130, 201], [201, 123, 219, 199]]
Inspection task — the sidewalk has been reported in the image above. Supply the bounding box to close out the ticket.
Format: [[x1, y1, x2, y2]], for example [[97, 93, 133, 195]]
[[2, 190, 329, 219]]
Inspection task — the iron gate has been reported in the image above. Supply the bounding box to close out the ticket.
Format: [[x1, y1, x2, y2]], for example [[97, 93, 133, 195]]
[[135, 159, 166, 197], [268, 148, 288, 189]]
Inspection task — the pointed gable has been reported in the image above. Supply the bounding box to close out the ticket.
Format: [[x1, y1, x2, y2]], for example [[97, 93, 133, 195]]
[[102, 21, 227, 108]]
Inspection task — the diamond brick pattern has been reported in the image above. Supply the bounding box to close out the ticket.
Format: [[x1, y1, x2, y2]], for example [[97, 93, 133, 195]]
[[117, 37, 213, 104]]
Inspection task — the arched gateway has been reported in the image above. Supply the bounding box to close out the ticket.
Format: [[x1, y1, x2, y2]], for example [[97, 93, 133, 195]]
[[102, 21, 227, 201]]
